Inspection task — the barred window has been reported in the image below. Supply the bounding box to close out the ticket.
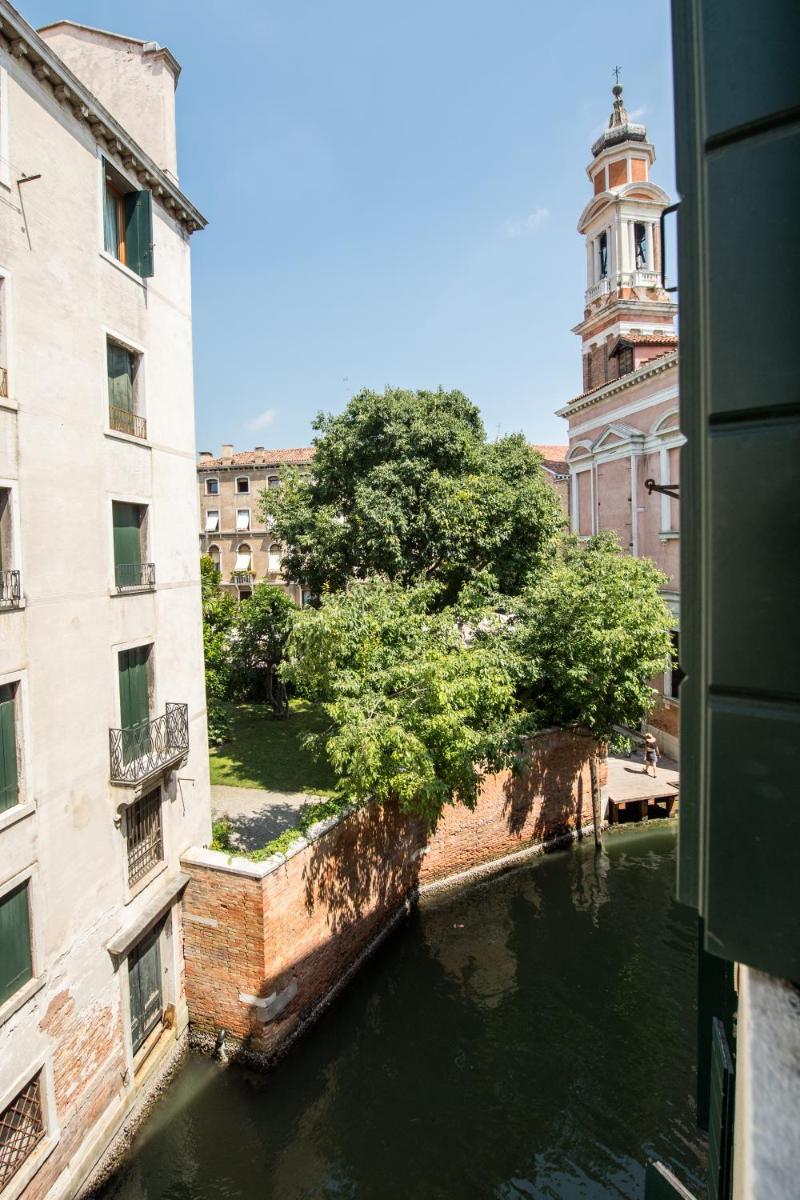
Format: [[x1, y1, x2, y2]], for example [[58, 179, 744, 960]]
[[127, 788, 163, 887], [0, 1074, 45, 1190]]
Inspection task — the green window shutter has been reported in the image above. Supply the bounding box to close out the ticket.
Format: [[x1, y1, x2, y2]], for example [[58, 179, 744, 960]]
[[0, 882, 33, 1006], [124, 190, 154, 278], [112, 503, 143, 569], [128, 921, 163, 1053], [118, 647, 150, 730], [107, 342, 133, 412], [707, 1018, 735, 1200], [0, 684, 18, 814], [696, 917, 737, 1133]]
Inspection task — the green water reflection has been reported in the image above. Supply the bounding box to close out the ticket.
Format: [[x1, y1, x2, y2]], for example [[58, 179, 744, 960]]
[[98, 826, 704, 1199]]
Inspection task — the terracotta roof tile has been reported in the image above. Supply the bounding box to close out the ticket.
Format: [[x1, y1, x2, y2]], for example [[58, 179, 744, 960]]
[[618, 331, 679, 346], [198, 447, 316, 469], [530, 444, 568, 474]]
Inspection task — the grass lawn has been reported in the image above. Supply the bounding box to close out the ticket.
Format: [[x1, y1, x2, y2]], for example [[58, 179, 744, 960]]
[[209, 699, 336, 794]]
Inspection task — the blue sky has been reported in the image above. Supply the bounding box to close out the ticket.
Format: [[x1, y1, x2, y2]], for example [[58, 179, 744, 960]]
[[26, 0, 675, 452]]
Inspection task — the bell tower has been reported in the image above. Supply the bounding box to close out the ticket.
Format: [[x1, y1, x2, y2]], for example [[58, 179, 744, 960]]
[[575, 82, 677, 393]]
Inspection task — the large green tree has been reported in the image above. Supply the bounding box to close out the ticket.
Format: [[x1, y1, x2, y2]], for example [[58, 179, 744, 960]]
[[286, 578, 518, 822], [262, 387, 564, 603], [509, 532, 674, 738], [229, 582, 297, 715]]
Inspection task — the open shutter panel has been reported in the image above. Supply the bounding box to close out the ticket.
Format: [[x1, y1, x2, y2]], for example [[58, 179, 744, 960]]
[[707, 1018, 735, 1200], [113, 503, 142, 568], [0, 883, 33, 1007], [124, 190, 154, 278], [107, 343, 133, 412], [119, 648, 150, 730], [0, 686, 18, 814]]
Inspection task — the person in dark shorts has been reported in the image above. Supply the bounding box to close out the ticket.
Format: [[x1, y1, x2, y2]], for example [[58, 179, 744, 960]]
[[643, 733, 659, 778]]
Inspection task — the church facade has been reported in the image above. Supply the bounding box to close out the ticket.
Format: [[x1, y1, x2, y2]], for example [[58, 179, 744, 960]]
[[556, 86, 683, 756]]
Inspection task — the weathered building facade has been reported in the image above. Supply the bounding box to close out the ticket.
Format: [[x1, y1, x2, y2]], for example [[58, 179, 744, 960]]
[[197, 445, 314, 604], [556, 86, 683, 756], [0, 9, 210, 1198]]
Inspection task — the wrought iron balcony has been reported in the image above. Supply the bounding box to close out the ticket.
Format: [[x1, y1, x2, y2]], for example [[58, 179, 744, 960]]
[[109, 403, 147, 441], [0, 570, 21, 609], [115, 562, 156, 591], [232, 571, 254, 585], [109, 703, 189, 785]]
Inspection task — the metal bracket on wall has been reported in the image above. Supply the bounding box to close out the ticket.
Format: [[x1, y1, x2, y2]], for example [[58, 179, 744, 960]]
[[645, 478, 679, 500]]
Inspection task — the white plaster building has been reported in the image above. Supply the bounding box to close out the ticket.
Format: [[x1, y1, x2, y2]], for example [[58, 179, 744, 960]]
[[556, 85, 683, 755], [0, 8, 210, 1198]]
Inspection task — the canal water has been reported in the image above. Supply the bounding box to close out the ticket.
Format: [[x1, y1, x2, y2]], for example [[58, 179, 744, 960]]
[[97, 826, 705, 1199]]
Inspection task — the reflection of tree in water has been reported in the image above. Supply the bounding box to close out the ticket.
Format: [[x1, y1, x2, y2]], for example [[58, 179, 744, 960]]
[[570, 841, 611, 927], [421, 881, 519, 1011]]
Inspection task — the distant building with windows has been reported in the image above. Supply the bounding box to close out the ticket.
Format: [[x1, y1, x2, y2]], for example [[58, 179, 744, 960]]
[[197, 445, 314, 604], [556, 85, 682, 756], [0, 9, 210, 1199]]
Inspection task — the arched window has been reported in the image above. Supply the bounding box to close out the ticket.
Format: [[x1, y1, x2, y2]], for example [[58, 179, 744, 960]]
[[207, 545, 221, 572], [268, 543, 282, 573], [235, 543, 252, 572], [205, 478, 219, 495]]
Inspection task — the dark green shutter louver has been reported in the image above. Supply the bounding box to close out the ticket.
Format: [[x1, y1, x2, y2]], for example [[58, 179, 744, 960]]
[[128, 921, 163, 1052], [124, 190, 154, 278], [0, 684, 18, 814], [0, 882, 33, 1006], [707, 1018, 735, 1200], [113, 503, 143, 570], [118, 647, 150, 731]]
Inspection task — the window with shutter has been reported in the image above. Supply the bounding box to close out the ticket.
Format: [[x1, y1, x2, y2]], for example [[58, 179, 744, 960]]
[[235, 545, 252, 571], [102, 161, 154, 278], [118, 646, 152, 765], [205, 510, 219, 532], [107, 342, 134, 413], [128, 920, 164, 1054], [268, 543, 282, 572], [236, 509, 250, 531], [0, 881, 32, 1007], [0, 682, 18, 814]]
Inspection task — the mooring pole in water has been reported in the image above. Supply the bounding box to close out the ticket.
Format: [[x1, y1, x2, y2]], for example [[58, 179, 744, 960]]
[[590, 756, 601, 849]]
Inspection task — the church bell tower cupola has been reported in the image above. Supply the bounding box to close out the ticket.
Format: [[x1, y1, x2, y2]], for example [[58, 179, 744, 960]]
[[574, 80, 677, 394]]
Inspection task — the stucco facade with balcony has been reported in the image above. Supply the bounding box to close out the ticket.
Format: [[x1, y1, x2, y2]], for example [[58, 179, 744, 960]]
[[0, 10, 210, 1199]]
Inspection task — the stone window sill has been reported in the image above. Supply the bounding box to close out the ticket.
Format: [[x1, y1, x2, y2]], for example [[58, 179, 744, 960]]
[[658, 531, 680, 540], [100, 249, 146, 288], [0, 974, 46, 1031], [104, 427, 151, 451], [124, 859, 169, 906], [0, 395, 18, 413], [0, 799, 35, 834]]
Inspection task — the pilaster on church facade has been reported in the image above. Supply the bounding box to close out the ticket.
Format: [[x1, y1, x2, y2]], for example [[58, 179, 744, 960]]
[[556, 84, 683, 756]]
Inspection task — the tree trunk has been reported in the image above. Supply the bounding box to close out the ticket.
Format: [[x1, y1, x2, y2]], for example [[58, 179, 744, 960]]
[[590, 755, 601, 849]]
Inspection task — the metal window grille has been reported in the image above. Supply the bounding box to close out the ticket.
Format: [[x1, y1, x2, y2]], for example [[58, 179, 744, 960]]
[[0, 1075, 45, 1190], [108, 403, 147, 440], [127, 788, 163, 886]]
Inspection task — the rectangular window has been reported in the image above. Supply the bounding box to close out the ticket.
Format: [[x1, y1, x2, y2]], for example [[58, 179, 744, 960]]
[[236, 478, 249, 494], [127, 789, 163, 887], [107, 340, 146, 439], [617, 346, 634, 376], [236, 509, 250, 531], [128, 921, 164, 1055], [0, 487, 19, 607], [205, 510, 219, 533], [0, 881, 32, 1007], [205, 479, 219, 496], [0, 1073, 45, 1191], [0, 682, 18, 813], [112, 501, 150, 590], [103, 161, 154, 278]]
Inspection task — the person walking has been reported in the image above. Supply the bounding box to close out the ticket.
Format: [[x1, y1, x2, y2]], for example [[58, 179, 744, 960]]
[[643, 733, 659, 778]]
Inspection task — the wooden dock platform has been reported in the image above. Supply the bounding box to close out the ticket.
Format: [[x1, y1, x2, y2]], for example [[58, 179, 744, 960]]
[[605, 751, 679, 824]]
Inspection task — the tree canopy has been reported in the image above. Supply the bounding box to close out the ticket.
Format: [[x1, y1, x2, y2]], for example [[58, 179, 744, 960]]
[[262, 387, 564, 603]]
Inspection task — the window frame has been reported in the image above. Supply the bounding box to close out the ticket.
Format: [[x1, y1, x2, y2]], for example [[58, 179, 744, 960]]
[[0, 671, 31, 834], [110, 496, 151, 592], [104, 329, 147, 442], [0, 1058, 58, 1200], [205, 478, 220, 496], [235, 543, 252, 572], [205, 509, 220, 533], [206, 544, 221, 572], [236, 508, 251, 532], [235, 477, 250, 494], [125, 788, 165, 895], [267, 475, 281, 490], [268, 542, 282, 573], [100, 156, 154, 280], [0, 864, 43, 1028]]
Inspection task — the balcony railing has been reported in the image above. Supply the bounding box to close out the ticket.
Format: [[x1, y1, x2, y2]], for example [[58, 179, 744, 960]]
[[109, 703, 189, 785], [0, 365, 7, 398], [0, 570, 21, 609], [109, 403, 147, 441], [585, 278, 610, 303], [115, 562, 156, 591], [232, 571, 254, 585]]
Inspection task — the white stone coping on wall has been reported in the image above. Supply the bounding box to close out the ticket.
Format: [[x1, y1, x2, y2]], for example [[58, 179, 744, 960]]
[[182, 806, 358, 882], [106, 872, 190, 962]]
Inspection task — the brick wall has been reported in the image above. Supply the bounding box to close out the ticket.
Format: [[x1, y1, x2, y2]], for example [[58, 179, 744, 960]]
[[182, 728, 603, 1060]]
